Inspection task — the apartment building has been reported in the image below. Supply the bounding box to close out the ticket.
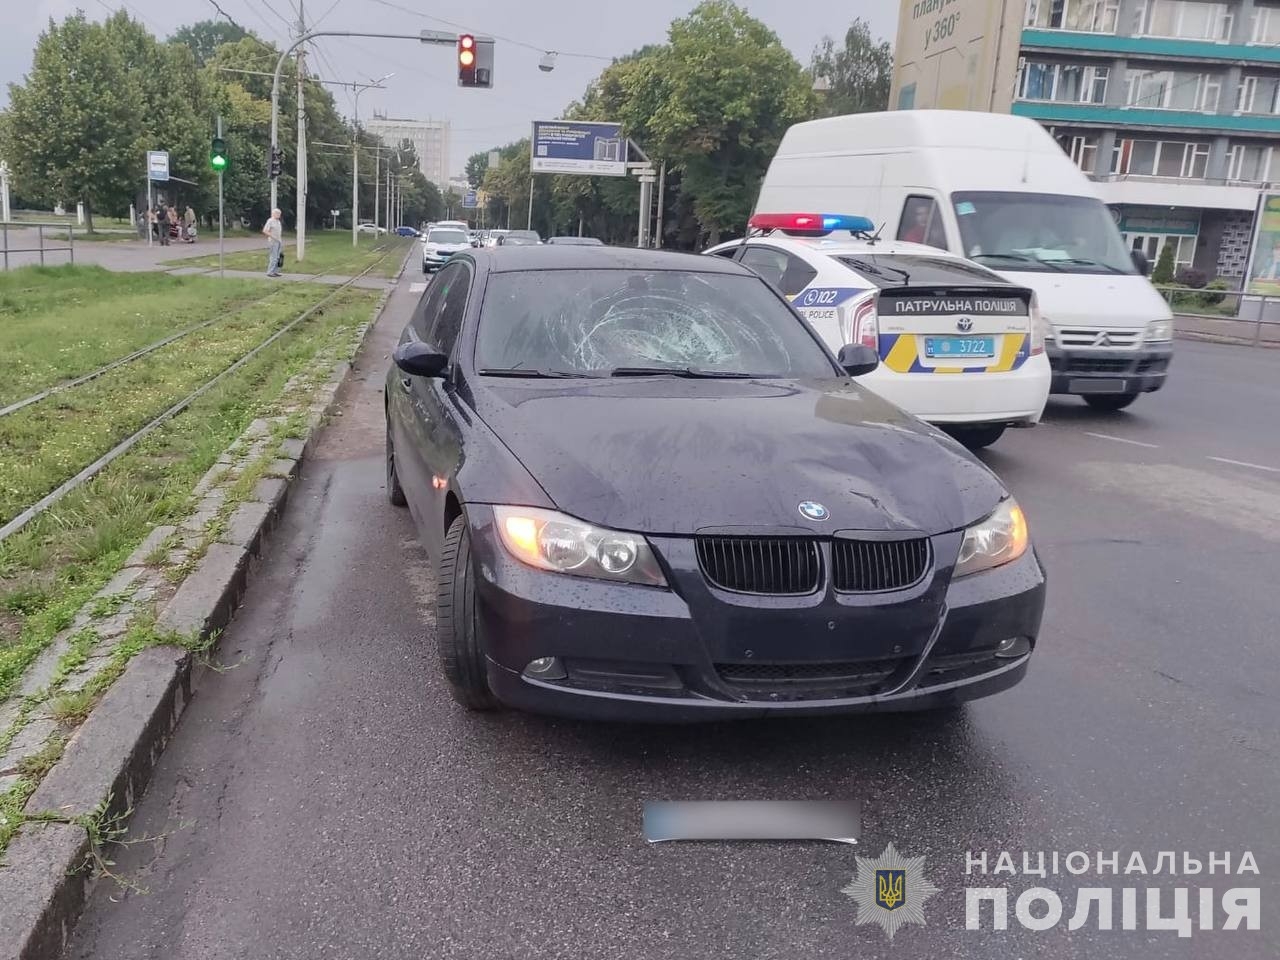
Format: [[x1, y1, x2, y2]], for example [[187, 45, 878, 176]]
[[364, 114, 452, 189], [891, 0, 1279, 282], [1015, 0, 1279, 280]]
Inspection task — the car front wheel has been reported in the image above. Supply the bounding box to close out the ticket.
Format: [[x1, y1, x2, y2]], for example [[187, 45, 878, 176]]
[[436, 515, 499, 711], [1084, 393, 1138, 412], [385, 419, 407, 507]]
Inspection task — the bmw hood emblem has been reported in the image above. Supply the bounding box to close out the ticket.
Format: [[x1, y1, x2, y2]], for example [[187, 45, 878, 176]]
[[798, 501, 830, 521]]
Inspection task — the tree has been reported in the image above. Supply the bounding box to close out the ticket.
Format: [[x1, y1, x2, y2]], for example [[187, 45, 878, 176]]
[[171, 18, 248, 66], [636, 1, 818, 245], [810, 19, 893, 117], [1, 13, 143, 229]]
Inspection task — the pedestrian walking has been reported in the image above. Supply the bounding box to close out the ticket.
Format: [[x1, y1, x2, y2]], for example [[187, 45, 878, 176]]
[[183, 205, 197, 243], [166, 206, 179, 243], [263, 208, 284, 277], [156, 206, 169, 246]]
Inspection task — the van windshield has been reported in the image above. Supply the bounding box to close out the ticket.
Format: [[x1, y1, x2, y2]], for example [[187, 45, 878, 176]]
[[951, 191, 1137, 276]]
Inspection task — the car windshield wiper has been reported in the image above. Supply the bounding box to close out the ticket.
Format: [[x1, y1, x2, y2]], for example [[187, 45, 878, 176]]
[[605, 366, 756, 379], [477, 367, 586, 378], [1051, 257, 1128, 275], [970, 252, 1066, 272]]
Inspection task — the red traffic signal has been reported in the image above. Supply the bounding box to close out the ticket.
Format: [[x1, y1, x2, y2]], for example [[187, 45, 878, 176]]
[[458, 33, 476, 75]]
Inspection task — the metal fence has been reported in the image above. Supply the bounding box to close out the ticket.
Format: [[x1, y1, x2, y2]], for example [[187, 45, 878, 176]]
[[1, 222, 75, 270], [1150, 284, 1278, 347]]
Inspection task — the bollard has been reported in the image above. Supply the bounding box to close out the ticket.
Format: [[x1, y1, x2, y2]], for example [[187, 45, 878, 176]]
[[37, 224, 44, 266]]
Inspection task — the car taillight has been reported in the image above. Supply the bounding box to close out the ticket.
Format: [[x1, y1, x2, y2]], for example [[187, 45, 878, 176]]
[[850, 298, 878, 350], [1029, 294, 1046, 356]]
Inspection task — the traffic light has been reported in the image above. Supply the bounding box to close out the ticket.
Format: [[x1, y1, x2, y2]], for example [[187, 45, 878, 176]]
[[210, 136, 228, 173], [457, 33, 476, 84], [457, 34, 493, 87], [269, 146, 283, 179]]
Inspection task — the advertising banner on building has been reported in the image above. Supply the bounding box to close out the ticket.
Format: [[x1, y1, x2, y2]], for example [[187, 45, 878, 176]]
[[530, 121, 626, 177], [1245, 193, 1280, 296], [889, 0, 1023, 113]]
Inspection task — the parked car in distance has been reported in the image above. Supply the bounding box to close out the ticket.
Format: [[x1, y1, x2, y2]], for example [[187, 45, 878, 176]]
[[497, 230, 542, 246], [484, 229, 509, 248], [546, 236, 604, 246], [384, 245, 1045, 721], [395, 225, 420, 237], [357, 221, 387, 235]]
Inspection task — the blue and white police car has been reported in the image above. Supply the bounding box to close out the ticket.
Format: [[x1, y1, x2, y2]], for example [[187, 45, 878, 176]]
[[706, 213, 1051, 448]]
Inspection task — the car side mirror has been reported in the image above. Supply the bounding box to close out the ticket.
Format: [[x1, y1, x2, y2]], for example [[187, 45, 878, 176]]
[[393, 341, 448, 378], [838, 343, 879, 377], [1131, 249, 1151, 276]]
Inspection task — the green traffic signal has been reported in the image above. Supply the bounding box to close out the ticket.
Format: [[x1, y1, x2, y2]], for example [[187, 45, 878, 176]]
[[210, 136, 228, 172]]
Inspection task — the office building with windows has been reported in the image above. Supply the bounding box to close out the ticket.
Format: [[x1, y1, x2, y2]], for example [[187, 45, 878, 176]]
[[1014, 0, 1280, 280], [364, 114, 452, 189]]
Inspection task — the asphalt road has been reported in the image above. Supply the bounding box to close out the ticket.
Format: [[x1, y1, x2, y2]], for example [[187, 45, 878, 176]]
[[65, 274, 1280, 960]]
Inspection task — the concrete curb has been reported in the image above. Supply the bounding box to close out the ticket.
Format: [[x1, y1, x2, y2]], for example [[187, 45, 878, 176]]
[[0, 257, 403, 960]]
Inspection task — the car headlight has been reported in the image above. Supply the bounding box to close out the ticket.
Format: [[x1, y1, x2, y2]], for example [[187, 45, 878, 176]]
[[954, 498, 1029, 578], [1145, 319, 1172, 342], [493, 505, 668, 586]]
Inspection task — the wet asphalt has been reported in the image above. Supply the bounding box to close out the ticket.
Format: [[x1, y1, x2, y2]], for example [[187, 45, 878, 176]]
[[64, 272, 1280, 960]]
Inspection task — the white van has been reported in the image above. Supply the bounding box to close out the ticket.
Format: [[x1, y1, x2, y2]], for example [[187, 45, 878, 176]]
[[755, 110, 1173, 412]]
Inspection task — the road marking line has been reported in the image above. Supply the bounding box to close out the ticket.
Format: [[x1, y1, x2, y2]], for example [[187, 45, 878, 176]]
[[409, 282, 427, 293], [1083, 432, 1160, 449], [1206, 456, 1280, 475]]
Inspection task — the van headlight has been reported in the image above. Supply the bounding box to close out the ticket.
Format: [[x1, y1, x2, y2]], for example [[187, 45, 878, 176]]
[[955, 498, 1029, 577], [493, 506, 668, 586], [1145, 319, 1173, 342]]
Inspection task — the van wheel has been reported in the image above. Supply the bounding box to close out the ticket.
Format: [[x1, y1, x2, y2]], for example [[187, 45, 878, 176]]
[[945, 424, 1006, 450], [436, 516, 499, 711], [1084, 393, 1138, 412]]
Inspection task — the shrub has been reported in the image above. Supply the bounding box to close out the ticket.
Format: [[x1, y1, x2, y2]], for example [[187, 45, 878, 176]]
[[1174, 267, 1207, 288], [1151, 244, 1176, 285]]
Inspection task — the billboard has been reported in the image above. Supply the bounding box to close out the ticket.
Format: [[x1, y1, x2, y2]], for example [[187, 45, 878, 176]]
[[1246, 193, 1280, 296], [530, 121, 626, 177], [889, 0, 1023, 113]]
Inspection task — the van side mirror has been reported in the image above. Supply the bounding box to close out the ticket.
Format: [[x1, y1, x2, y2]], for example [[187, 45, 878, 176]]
[[838, 343, 879, 377], [1131, 249, 1151, 276], [393, 340, 448, 378]]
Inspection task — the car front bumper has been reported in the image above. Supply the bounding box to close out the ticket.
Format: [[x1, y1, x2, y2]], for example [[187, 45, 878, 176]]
[[1046, 341, 1172, 395], [464, 506, 1046, 722]]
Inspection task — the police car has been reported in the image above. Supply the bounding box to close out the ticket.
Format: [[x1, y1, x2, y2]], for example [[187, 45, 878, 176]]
[[706, 213, 1051, 448]]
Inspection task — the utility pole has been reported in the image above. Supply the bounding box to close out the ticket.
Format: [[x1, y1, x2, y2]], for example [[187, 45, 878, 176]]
[[527, 175, 534, 231], [295, 0, 308, 262], [351, 73, 392, 247], [217, 115, 225, 277], [654, 159, 666, 249], [373, 145, 380, 230]]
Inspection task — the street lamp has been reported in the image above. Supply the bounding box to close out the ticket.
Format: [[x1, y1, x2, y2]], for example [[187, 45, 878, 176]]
[[352, 72, 393, 247]]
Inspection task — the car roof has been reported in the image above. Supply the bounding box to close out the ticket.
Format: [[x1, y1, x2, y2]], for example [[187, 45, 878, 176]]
[[742, 234, 970, 260], [473, 245, 754, 275]]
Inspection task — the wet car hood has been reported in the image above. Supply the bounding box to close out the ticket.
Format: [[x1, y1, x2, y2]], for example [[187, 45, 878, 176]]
[[470, 377, 1004, 536]]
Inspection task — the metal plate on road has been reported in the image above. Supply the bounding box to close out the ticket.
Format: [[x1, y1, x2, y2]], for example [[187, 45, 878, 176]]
[[1070, 378, 1128, 394], [924, 336, 995, 359]]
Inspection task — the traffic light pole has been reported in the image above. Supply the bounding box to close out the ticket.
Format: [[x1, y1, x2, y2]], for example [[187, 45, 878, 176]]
[[268, 29, 454, 258], [217, 115, 225, 278]]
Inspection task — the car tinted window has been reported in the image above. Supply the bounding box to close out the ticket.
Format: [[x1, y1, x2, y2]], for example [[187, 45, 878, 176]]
[[429, 263, 471, 357], [475, 269, 836, 377], [409, 272, 452, 340], [428, 229, 467, 244], [834, 254, 1008, 288]]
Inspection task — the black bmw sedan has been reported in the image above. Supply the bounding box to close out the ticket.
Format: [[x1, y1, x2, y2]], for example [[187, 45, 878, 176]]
[[385, 246, 1045, 721]]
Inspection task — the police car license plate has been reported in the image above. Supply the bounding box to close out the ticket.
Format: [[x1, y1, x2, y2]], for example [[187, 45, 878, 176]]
[[923, 336, 996, 359]]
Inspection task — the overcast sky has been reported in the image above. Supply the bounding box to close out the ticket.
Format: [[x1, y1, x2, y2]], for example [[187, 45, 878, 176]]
[[2, 0, 899, 178]]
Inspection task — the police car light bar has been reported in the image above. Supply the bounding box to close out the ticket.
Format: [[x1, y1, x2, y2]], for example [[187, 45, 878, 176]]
[[748, 213, 875, 235]]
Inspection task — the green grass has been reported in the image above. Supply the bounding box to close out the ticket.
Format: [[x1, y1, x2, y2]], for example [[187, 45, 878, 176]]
[[170, 231, 409, 279], [0, 265, 286, 406], [0, 265, 385, 700]]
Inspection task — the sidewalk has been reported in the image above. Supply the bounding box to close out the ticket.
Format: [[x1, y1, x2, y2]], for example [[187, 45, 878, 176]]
[[0, 231, 264, 272], [1175, 313, 1280, 347], [166, 265, 393, 290]]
